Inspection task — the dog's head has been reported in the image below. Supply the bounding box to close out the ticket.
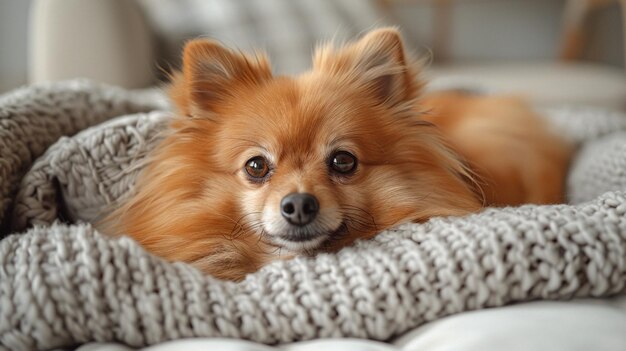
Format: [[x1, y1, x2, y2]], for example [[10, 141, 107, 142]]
[[163, 28, 481, 253], [114, 28, 481, 277]]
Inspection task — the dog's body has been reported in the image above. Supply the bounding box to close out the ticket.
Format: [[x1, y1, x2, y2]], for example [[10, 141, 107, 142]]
[[421, 91, 571, 206], [101, 28, 572, 280]]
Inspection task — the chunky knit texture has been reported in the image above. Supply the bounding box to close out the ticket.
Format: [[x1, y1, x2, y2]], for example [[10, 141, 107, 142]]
[[1, 81, 626, 351], [0, 80, 169, 233]]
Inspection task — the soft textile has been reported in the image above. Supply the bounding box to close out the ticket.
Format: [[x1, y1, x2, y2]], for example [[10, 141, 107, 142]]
[[0, 80, 625, 351]]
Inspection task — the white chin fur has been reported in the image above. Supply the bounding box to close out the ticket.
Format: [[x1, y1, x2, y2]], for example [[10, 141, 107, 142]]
[[270, 234, 329, 252], [262, 210, 341, 252]]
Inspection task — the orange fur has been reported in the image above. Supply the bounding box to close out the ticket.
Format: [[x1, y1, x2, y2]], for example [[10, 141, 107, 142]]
[[420, 91, 573, 205], [100, 28, 572, 281]]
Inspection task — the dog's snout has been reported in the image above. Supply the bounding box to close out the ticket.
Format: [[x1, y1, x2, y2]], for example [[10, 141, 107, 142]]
[[280, 193, 319, 226]]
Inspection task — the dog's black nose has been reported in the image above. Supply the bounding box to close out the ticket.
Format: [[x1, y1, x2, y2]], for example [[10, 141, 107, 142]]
[[280, 193, 319, 226]]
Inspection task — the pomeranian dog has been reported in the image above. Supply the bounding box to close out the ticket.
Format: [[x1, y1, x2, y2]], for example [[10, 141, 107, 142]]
[[102, 28, 572, 280]]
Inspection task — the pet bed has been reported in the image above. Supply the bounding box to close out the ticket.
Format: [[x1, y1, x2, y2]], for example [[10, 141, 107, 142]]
[[0, 80, 625, 351]]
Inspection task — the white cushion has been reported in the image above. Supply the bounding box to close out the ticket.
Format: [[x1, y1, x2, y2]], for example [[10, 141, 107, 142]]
[[77, 297, 626, 351]]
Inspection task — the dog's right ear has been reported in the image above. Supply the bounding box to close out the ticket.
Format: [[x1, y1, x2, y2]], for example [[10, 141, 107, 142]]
[[174, 39, 272, 117]]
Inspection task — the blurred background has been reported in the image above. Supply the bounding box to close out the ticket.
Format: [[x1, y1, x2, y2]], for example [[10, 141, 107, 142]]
[[1, 0, 625, 109]]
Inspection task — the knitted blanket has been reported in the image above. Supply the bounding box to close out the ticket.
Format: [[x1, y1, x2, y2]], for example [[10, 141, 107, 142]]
[[1, 81, 626, 351]]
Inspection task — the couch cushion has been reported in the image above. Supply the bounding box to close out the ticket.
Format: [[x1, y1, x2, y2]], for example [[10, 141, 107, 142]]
[[426, 62, 626, 110]]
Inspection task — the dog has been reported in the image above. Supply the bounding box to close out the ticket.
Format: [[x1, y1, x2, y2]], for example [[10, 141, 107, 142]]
[[101, 28, 572, 280]]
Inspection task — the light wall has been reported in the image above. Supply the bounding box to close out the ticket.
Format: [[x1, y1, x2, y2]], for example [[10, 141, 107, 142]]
[[0, 0, 32, 93]]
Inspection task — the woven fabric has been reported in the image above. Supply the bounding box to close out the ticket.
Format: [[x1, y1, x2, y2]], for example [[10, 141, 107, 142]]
[[1, 80, 626, 351], [0, 80, 168, 234]]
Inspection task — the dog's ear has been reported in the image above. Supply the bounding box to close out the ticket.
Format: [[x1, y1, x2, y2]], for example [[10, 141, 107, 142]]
[[179, 39, 272, 116], [313, 27, 420, 107]]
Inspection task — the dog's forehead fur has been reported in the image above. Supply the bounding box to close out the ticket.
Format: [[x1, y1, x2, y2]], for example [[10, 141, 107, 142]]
[[215, 73, 400, 167]]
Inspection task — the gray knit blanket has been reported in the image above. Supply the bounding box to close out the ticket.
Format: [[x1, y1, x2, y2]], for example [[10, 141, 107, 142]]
[[1, 81, 626, 351]]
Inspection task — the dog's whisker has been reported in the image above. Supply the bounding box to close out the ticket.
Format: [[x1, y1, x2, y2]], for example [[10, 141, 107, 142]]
[[228, 211, 263, 239]]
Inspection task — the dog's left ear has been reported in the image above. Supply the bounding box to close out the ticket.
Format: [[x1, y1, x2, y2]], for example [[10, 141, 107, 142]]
[[313, 27, 420, 107]]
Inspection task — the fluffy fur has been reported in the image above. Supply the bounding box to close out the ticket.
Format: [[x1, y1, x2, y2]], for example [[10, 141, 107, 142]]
[[101, 28, 572, 281]]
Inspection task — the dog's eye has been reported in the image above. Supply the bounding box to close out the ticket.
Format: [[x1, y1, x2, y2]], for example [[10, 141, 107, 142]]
[[245, 156, 270, 179], [330, 151, 357, 175]]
